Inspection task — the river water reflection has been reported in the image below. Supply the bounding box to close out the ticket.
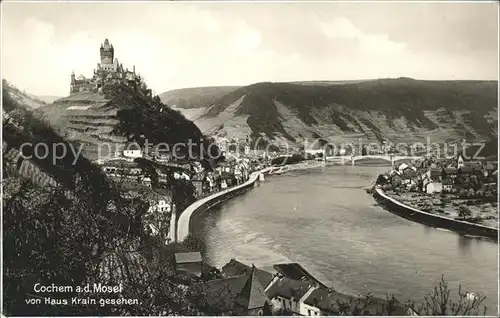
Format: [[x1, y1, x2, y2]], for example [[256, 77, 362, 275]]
[[193, 165, 498, 312]]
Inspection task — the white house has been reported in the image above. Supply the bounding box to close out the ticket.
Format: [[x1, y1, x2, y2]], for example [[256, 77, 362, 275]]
[[123, 149, 142, 159], [302, 288, 347, 316], [216, 137, 229, 153], [398, 162, 409, 173], [221, 180, 228, 189], [143, 197, 173, 242], [457, 154, 465, 169], [147, 199, 171, 213], [426, 181, 442, 194], [265, 276, 318, 315], [442, 182, 453, 193], [141, 176, 152, 187]]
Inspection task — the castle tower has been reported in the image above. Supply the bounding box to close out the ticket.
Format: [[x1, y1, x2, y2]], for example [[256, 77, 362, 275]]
[[100, 39, 114, 67], [70, 70, 75, 94]]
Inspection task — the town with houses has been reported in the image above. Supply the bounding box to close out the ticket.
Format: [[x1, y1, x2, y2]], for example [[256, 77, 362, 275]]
[[376, 152, 498, 229]]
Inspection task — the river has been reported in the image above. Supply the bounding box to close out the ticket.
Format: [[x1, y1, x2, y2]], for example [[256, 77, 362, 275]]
[[192, 165, 498, 312]]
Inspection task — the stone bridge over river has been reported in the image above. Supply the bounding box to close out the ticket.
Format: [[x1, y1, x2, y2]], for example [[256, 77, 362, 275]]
[[326, 154, 423, 165]]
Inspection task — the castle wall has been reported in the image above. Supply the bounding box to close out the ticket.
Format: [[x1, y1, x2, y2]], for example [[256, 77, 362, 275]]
[[71, 82, 96, 93]]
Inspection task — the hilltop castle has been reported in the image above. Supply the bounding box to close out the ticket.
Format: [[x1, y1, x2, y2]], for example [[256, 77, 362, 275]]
[[70, 38, 152, 97]]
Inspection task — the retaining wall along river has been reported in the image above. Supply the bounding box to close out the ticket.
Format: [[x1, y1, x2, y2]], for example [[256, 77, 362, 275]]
[[176, 169, 270, 242], [373, 187, 498, 240]]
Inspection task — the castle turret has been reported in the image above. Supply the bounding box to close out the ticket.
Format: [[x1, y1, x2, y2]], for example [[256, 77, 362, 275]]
[[71, 70, 75, 83], [100, 38, 114, 66]]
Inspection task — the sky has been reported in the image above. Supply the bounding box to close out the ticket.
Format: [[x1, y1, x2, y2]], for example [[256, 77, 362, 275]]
[[1, 1, 498, 96]]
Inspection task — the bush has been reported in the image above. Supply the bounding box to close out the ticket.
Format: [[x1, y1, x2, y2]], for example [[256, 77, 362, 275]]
[[458, 205, 472, 218]]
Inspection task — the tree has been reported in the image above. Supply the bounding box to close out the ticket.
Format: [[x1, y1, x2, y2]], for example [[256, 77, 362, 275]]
[[181, 234, 206, 253], [411, 275, 487, 316], [458, 205, 472, 219], [376, 174, 388, 185], [361, 145, 368, 156], [330, 276, 487, 316]]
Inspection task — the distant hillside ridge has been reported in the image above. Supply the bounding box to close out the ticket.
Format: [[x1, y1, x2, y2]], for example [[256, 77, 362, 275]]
[[185, 78, 498, 147], [36, 95, 62, 104], [3, 80, 48, 109], [159, 86, 241, 109]]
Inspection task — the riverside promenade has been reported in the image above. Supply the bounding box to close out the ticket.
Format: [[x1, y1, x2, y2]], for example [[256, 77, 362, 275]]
[[176, 168, 271, 242], [374, 187, 498, 240]]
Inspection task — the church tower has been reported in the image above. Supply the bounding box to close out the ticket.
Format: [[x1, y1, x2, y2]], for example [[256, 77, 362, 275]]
[[100, 39, 114, 66], [234, 265, 270, 315]]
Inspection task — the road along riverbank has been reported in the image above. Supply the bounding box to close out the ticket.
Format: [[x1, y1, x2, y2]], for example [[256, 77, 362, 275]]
[[176, 168, 271, 242], [373, 187, 498, 241]]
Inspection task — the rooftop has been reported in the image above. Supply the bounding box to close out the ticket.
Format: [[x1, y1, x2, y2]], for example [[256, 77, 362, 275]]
[[429, 168, 441, 177], [193, 275, 247, 313], [100, 159, 140, 168], [273, 263, 328, 288], [266, 276, 313, 300], [464, 161, 483, 168], [483, 162, 496, 171], [193, 262, 276, 314], [459, 166, 483, 174], [401, 169, 417, 179], [221, 259, 274, 288], [234, 266, 270, 310], [303, 288, 352, 314], [175, 252, 202, 264], [444, 167, 457, 174], [304, 288, 408, 315]]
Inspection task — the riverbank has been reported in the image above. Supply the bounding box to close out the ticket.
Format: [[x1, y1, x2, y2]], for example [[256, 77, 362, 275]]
[[373, 187, 498, 240], [387, 191, 497, 229], [268, 160, 327, 175], [176, 169, 265, 242]]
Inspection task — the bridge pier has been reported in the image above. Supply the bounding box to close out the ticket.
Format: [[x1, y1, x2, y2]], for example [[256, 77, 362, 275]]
[[168, 204, 177, 244]]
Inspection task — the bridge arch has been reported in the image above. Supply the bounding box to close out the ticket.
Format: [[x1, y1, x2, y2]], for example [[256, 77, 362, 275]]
[[349, 155, 422, 166]]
